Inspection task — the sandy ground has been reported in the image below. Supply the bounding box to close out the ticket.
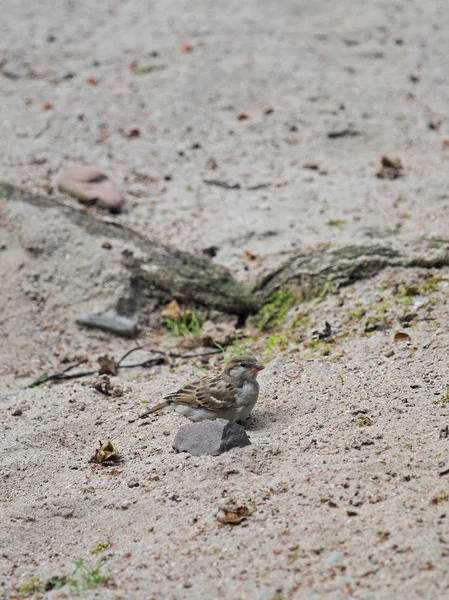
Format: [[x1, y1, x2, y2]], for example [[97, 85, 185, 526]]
[[2, 0, 449, 598]]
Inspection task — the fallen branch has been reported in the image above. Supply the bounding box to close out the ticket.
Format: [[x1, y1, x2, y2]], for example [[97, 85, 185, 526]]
[[254, 241, 449, 299], [27, 347, 222, 387], [3, 183, 449, 317], [28, 361, 93, 387], [0, 183, 258, 316]]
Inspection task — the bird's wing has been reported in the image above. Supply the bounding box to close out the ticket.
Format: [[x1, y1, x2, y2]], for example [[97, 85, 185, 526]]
[[165, 375, 237, 411]]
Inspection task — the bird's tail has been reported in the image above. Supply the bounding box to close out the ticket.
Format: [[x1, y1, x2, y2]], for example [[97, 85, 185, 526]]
[[139, 400, 169, 419]]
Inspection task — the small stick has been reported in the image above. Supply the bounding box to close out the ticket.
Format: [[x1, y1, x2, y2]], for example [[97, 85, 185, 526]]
[[28, 361, 89, 387], [27, 348, 222, 388]]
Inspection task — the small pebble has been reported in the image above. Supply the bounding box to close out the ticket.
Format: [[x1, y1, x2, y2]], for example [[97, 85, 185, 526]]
[[58, 166, 124, 213], [11, 408, 23, 416], [325, 551, 345, 566]]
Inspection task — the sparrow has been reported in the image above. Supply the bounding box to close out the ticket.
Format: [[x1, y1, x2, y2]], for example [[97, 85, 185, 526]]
[[139, 355, 264, 422]]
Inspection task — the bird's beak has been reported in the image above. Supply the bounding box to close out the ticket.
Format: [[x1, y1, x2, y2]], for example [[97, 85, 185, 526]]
[[251, 362, 265, 372]]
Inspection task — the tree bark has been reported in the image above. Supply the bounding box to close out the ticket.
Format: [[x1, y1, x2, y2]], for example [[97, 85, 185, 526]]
[[3, 183, 449, 316], [253, 241, 449, 300], [0, 183, 258, 315]]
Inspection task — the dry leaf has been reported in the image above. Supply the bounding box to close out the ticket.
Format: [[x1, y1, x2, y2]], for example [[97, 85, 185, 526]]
[[243, 250, 257, 261], [86, 77, 98, 86], [98, 355, 118, 376], [161, 300, 186, 322], [42, 102, 53, 110], [180, 42, 193, 53], [216, 505, 250, 525], [130, 63, 166, 74], [206, 157, 218, 170], [237, 113, 249, 121], [394, 331, 411, 343], [127, 128, 140, 138], [89, 440, 120, 465], [377, 155, 403, 180]]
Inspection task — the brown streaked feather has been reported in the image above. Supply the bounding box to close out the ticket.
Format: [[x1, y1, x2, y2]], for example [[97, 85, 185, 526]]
[[139, 400, 169, 419], [164, 374, 238, 411]]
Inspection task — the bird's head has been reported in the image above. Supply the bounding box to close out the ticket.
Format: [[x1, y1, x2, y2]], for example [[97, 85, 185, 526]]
[[224, 354, 265, 382]]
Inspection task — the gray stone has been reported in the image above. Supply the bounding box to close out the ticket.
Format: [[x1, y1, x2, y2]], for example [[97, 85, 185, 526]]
[[172, 419, 251, 456], [325, 551, 345, 567], [76, 314, 138, 337], [58, 166, 124, 213]]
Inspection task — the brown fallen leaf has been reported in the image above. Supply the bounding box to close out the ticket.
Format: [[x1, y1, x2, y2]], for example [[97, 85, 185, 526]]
[[394, 331, 411, 343], [86, 77, 98, 86], [216, 505, 250, 525], [98, 355, 118, 376], [161, 300, 187, 322], [89, 440, 120, 465], [119, 127, 141, 139], [43, 102, 53, 110], [243, 250, 257, 261], [180, 42, 193, 53], [127, 128, 140, 138], [377, 155, 403, 180]]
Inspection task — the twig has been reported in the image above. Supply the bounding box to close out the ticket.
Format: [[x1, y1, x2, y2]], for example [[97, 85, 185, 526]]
[[116, 345, 143, 366], [119, 358, 165, 369], [167, 349, 222, 358], [27, 348, 222, 388], [203, 179, 241, 190], [246, 183, 271, 191], [28, 361, 90, 387], [327, 128, 360, 139]]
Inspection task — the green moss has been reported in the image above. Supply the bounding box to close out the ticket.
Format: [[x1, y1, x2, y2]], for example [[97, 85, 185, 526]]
[[304, 340, 334, 358], [305, 340, 325, 350], [394, 278, 443, 301], [298, 279, 335, 303], [396, 284, 420, 298], [217, 335, 255, 363], [423, 276, 443, 293], [314, 280, 335, 303], [290, 312, 310, 330], [347, 306, 367, 319], [258, 290, 297, 331], [327, 219, 347, 227], [19, 577, 41, 595], [263, 335, 289, 360], [375, 300, 391, 315]]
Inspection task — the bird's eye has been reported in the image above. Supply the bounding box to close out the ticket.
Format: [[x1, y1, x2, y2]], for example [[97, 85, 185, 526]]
[[240, 361, 249, 368]]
